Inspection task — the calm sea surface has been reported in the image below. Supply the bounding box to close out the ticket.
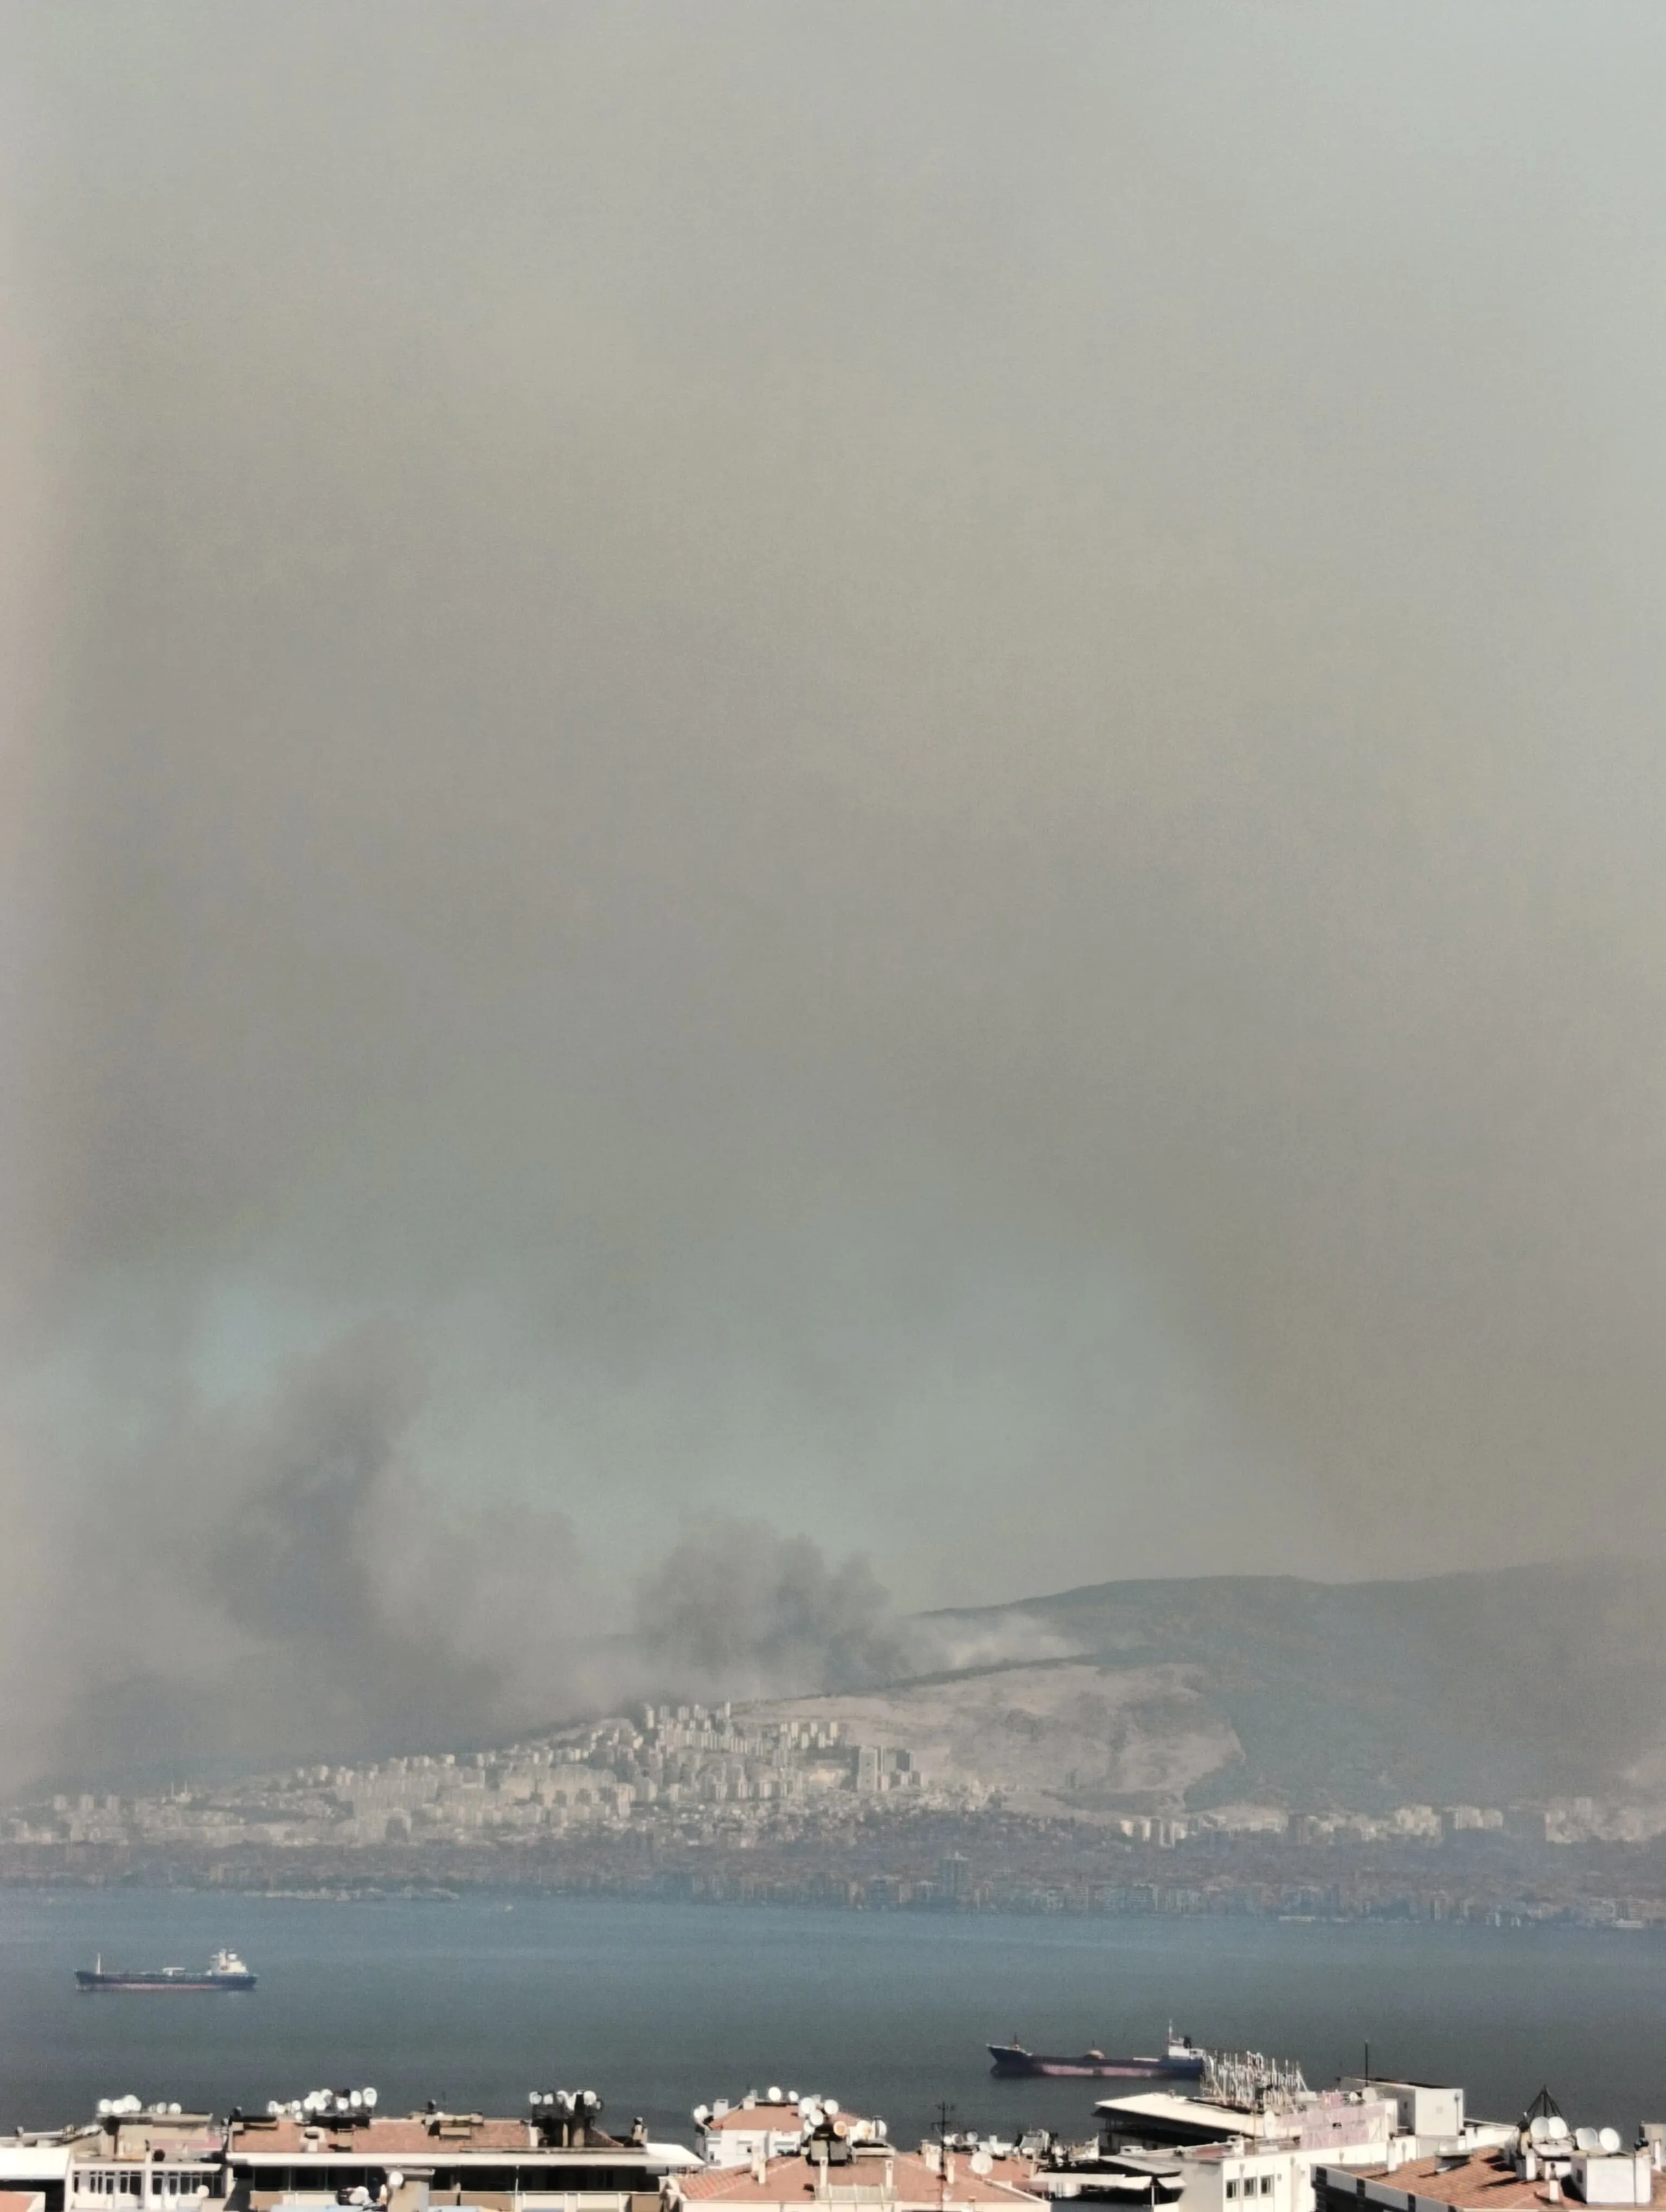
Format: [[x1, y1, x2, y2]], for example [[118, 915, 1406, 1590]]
[[1, 1891, 1662, 2149]]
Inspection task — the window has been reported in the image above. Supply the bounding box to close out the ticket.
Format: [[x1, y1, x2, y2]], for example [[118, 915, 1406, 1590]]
[[1227, 2183, 1240, 2200]]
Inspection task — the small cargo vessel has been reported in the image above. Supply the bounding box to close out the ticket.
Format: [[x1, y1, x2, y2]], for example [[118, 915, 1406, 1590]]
[[76, 1949, 257, 1991], [988, 2029, 1202, 2080]]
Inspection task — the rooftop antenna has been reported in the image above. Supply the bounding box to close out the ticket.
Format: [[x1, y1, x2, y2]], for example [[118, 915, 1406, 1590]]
[[935, 2101, 956, 2212]]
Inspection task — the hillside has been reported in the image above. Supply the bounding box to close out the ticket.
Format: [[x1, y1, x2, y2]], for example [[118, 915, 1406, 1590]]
[[751, 1561, 1666, 1817]]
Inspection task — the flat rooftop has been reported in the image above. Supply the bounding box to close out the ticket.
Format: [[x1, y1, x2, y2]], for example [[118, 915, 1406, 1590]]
[[227, 2118, 697, 2168], [681, 2152, 1042, 2208]]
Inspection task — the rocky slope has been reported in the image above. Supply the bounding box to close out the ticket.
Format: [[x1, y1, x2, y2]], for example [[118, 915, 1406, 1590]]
[[756, 1560, 1666, 1816]]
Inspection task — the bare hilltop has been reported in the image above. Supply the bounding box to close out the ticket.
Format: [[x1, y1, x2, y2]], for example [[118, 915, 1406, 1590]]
[[748, 1560, 1666, 1821]]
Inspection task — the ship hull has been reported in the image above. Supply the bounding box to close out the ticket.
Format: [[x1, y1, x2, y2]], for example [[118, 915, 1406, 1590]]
[[988, 2047, 1203, 2080], [75, 1972, 257, 1991]]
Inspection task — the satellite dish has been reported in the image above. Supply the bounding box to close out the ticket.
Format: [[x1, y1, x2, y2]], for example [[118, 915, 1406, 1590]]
[[824, 2100, 840, 2118], [170, 2105, 183, 2118], [1548, 2118, 1569, 2142], [350, 2093, 364, 2112], [98, 2102, 112, 2119], [694, 2107, 711, 2125], [875, 2125, 887, 2142], [787, 2093, 800, 2106], [1600, 2131, 1622, 2156], [388, 2176, 405, 2192], [768, 2088, 784, 2105], [970, 2153, 994, 2178], [363, 2091, 378, 2111], [1576, 2131, 1601, 2153]]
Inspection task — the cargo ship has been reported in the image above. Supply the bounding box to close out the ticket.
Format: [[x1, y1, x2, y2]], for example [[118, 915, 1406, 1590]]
[[988, 2030, 1202, 2080], [75, 1949, 257, 1991]]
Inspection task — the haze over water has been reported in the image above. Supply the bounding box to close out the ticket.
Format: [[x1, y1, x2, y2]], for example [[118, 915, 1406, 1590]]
[[2, 1893, 1662, 2150]]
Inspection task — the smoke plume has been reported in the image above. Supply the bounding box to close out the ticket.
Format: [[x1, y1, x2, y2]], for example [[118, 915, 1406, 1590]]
[[14, 1330, 953, 1791]]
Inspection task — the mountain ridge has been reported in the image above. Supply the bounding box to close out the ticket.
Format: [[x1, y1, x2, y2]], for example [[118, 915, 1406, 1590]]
[[857, 1557, 1666, 1812]]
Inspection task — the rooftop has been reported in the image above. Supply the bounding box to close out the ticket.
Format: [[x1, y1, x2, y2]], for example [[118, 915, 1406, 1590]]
[[704, 2111, 811, 2136], [226, 2119, 699, 2171], [1097, 2096, 1254, 2130], [680, 2152, 1043, 2209], [230, 2119, 559, 2156], [224, 2115, 703, 2165], [1336, 2151, 1663, 2210]]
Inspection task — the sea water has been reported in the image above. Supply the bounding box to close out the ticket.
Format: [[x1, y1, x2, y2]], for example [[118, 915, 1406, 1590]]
[[1, 1890, 1661, 2147]]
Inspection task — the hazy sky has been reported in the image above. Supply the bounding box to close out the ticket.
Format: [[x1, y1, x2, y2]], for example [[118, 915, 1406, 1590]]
[[5, 5, 1666, 1783]]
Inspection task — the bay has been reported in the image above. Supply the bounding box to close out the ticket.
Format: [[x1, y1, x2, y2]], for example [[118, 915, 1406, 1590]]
[[1, 1891, 1661, 2151]]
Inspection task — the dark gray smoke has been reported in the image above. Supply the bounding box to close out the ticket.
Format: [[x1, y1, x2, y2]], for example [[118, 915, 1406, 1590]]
[[25, 1330, 947, 1790], [634, 1525, 914, 1699]]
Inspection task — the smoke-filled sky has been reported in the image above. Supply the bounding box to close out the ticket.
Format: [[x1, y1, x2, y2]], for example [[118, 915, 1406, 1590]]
[[4, 5, 1666, 1788]]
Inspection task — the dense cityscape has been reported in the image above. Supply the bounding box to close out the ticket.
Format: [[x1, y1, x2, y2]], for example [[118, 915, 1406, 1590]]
[[0, 2025, 1657, 2212], [8, 1700, 1666, 1930]]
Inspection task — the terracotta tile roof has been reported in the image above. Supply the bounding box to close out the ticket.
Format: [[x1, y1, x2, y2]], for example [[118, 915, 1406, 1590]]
[[1334, 2152, 1665, 2210]]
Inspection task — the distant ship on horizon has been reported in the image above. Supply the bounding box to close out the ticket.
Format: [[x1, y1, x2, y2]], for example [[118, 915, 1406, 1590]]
[[76, 1949, 257, 1992], [988, 2029, 1202, 2080]]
